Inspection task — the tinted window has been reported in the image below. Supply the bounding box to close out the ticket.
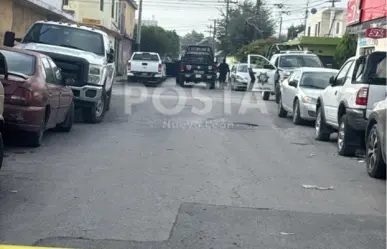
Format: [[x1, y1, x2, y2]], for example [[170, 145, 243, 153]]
[[300, 72, 337, 89], [183, 54, 210, 64], [47, 58, 62, 83], [238, 65, 248, 72], [279, 55, 323, 68], [23, 23, 105, 55], [132, 53, 159, 61], [0, 50, 35, 75], [41, 58, 55, 83], [336, 60, 353, 85]]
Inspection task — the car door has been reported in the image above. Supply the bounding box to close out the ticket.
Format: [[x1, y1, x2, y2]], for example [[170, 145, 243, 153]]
[[282, 70, 299, 110], [47, 57, 73, 124], [324, 59, 354, 125], [248, 54, 276, 92], [41, 57, 60, 128]]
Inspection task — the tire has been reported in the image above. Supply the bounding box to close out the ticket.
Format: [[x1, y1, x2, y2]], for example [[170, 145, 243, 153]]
[[28, 112, 46, 147], [262, 91, 270, 101], [337, 114, 357, 156], [106, 89, 112, 111], [0, 134, 3, 169], [275, 82, 280, 104], [56, 101, 74, 132], [83, 91, 106, 123], [292, 100, 303, 125], [366, 124, 386, 179], [315, 106, 331, 141], [209, 80, 215, 90], [277, 96, 287, 118], [178, 76, 185, 87]]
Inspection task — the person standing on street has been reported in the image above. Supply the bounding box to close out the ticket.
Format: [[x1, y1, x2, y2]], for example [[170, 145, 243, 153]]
[[218, 59, 230, 89]]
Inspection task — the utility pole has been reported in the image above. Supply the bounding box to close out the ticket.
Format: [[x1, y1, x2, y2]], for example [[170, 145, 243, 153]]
[[304, 0, 309, 35], [135, 0, 143, 51], [279, 15, 283, 40], [253, 0, 260, 40], [223, 0, 237, 54], [213, 19, 217, 54]]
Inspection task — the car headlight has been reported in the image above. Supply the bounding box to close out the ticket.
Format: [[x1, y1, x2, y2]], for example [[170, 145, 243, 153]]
[[302, 96, 317, 104], [88, 64, 103, 85]]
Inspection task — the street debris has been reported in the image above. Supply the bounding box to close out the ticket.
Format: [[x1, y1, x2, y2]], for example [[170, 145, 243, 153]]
[[9, 190, 18, 193], [358, 159, 365, 163], [302, 184, 334, 190], [280, 232, 295, 235]]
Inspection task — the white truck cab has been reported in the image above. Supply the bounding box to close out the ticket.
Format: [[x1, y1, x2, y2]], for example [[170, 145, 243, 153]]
[[3, 20, 116, 123]]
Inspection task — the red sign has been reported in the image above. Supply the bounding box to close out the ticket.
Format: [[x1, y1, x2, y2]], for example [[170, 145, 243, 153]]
[[361, 0, 387, 23], [365, 28, 387, 39], [346, 0, 361, 25]]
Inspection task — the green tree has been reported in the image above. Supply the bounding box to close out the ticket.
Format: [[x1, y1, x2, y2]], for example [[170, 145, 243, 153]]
[[335, 32, 357, 67], [133, 25, 180, 58], [235, 38, 278, 61], [180, 30, 205, 45], [216, 0, 275, 55], [287, 24, 305, 40]]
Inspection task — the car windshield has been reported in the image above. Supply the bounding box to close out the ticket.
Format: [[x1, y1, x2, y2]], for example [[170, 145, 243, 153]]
[[300, 72, 336, 89], [279, 55, 323, 68], [183, 54, 211, 64], [0, 50, 35, 76], [238, 65, 248, 72], [22, 23, 105, 56], [132, 53, 159, 61]]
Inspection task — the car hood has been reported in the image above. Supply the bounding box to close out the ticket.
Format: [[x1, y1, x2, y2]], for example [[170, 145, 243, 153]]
[[15, 43, 106, 65], [300, 88, 324, 99], [236, 72, 250, 78]]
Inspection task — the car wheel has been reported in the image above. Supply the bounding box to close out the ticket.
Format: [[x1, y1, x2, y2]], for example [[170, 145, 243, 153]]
[[337, 114, 356, 156], [56, 101, 74, 132], [262, 91, 270, 101], [315, 106, 331, 141], [83, 91, 106, 123], [366, 124, 386, 178], [209, 80, 215, 90], [0, 133, 3, 169], [292, 100, 303, 125], [278, 96, 287, 118], [275, 82, 280, 104], [106, 89, 112, 111]]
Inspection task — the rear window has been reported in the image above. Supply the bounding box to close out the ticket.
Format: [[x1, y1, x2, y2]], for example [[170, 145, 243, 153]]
[[279, 55, 323, 68], [132, 53, 159, 61], [300, 72, 337, 89], [183, 54, 211, 64], [0, 50, 35, 75]]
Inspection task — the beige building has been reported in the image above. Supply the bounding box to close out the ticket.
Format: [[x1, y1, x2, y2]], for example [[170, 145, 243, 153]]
[[0, 0, 74, 44], [64, 0, 137, 75], [305, 7, 346, 38]]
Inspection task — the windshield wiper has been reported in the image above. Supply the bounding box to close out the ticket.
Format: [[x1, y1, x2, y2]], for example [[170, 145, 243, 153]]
[[59, 44, 86, 51]]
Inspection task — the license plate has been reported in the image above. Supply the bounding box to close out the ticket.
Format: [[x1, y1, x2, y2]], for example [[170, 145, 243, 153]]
[[195, 74, 202, 78], [141, 73, 148, 76], [194, 71, 204, 74]]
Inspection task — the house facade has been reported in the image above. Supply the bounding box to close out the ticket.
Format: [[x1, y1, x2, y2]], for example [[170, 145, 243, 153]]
[[0, 0, 74, 43], [306, 7, 347, 38]]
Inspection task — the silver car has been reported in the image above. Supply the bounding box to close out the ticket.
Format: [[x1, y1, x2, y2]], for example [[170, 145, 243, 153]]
[[277, 67, 339, 124], [229, 63, 250, 91]]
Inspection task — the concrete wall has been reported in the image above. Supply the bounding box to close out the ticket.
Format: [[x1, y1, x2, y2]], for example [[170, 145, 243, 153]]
[[0, 0, 47, 43], [124, 2, 136, 38]]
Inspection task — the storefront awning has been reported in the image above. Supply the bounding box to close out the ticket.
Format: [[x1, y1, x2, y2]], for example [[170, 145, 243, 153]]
[[346, 17, 387, 34]]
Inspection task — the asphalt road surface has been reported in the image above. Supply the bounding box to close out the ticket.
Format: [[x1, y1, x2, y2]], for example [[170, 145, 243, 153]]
[[0, 78, 385, 249]]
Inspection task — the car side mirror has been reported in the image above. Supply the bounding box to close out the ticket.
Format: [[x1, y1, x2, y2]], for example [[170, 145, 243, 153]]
[[3, 31, 16, 47], [263, 64, 275, 70], [0, 52, 8, 79], [107, 48, 115, 63], [329, 76, 335, 85], [289, 80, 297, 87]]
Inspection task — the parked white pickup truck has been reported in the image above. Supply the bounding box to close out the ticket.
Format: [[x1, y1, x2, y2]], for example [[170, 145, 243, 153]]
[[127, 52, 166, 85]]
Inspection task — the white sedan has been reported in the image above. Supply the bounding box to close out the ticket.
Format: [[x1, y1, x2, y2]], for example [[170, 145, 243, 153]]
[[277, 67, 339, 124], [229, 63, 250, 91]]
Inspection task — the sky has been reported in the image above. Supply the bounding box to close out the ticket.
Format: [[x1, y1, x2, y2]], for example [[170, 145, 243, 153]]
[[140, 0, 348, 37]]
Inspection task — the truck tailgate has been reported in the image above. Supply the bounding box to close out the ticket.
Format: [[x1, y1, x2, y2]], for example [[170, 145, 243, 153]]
[[131, 61, 159, 73]]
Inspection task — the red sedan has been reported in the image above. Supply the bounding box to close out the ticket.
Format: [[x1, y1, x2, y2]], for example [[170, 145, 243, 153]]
[[1, 47, 74, 147]]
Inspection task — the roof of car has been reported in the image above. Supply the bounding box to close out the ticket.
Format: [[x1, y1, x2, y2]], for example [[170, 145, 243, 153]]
[[299, 67, 339, 73], [0, 46, 42, 57]]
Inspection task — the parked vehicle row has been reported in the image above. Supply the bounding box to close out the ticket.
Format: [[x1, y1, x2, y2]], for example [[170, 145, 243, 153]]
[[0, 20, 117, 169], [277, 51, 386, 179]]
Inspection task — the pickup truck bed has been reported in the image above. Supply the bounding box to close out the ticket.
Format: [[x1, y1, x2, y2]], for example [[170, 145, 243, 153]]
[[127, 52, 165, 84]]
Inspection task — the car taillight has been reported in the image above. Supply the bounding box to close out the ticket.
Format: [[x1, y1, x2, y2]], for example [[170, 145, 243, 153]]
[[212, 64, 217, 72], [356, 87, 368, 105], [9, 87, 33, 105], [180, 64, 184, 71], [158, 63, 162, 72], [127, 62, 131, 71]]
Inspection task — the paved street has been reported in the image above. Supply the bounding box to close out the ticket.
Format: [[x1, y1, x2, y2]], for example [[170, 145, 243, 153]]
[[0, 78, 385, 249]]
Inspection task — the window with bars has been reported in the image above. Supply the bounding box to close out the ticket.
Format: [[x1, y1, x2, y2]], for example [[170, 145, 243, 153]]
[[100, 0, 104, 11], [111, 0, 115, 18]]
